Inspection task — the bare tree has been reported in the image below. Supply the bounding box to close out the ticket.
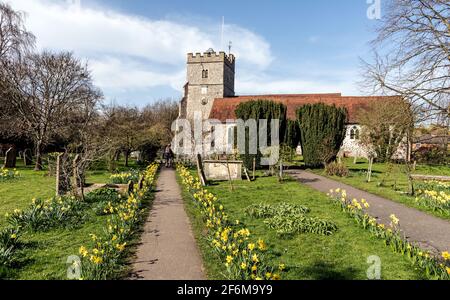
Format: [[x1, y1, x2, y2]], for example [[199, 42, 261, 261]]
[[0, 51, 102, 170], [0, 3, 35, 63], [0, 2, 35, 140], [102, 99, 179, 167], [141, 99, 179, 143], [103, 105, 144, 167], [358, 98, 416, 194], [361, 0, 449, 123], [358, 98, 414, 162]]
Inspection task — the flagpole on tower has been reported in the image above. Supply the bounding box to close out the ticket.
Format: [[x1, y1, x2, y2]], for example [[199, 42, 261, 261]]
[[221, 16, 225, 50]]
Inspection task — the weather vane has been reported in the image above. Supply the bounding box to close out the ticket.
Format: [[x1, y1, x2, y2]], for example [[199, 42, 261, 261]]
[[228, 41, 232, 55]]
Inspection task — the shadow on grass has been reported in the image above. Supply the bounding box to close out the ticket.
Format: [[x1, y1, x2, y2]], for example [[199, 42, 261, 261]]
[[299, 261, 360, 280]]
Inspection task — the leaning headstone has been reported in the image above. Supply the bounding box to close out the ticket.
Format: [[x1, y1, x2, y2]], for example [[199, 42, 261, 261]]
[[23, 149, 33, 166], [196, 154, 207, 186], [3, 147, 17, 168]]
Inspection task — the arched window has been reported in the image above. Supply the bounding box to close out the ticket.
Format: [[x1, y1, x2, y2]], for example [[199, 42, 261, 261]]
[[350, 126, 360, 140], [202, 69, 209, 79]]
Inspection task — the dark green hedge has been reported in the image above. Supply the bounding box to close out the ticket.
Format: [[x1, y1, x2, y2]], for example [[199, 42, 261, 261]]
[[285, 120, 301, 149], [235, 100, 287, 169], [296, 104, 348, 168]]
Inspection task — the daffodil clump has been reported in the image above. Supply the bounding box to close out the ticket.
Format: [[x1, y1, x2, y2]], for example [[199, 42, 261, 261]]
[[328, 188, 450, 280], [110, 169, 140, 184], [415, 181, 450, 215], [6, 196, 86, 232], [0, 227, 22, 267], [0, 168, 20, 181], [245, 203, 338, 237], [178, 164, 284, 280], [0, 192, 87, 269], [78, 163, 159, 280]]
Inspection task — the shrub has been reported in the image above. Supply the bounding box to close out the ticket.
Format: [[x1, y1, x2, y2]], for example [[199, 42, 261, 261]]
[[85, 188, 121, 204], [413, 147, 449, 165], [284, 120, 301, 149], [7, 197, 87, 232], [235, 100, 287, 170], [296, 104, 348, 168], [325, 162, 349, 177]]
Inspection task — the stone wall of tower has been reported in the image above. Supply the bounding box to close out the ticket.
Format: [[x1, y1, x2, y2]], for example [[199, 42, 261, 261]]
[[185, 51, 235, 121]]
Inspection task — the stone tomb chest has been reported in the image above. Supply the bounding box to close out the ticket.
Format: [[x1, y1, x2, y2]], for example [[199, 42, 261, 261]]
[[203, 160, 243, 181]]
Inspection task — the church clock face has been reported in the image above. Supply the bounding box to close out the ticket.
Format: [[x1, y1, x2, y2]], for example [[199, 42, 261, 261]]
[[201, 98, 208, 105]]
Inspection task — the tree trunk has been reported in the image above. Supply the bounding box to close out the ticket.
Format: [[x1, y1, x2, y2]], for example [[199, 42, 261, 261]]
[[34, 142, 43, 171], [124, 151, 129, 167]]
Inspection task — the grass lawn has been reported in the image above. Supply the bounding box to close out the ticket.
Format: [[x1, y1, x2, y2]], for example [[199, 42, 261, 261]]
[[0, 158, 145, 279], [180, 171, 427, 280], [310, 158, 450, 221]]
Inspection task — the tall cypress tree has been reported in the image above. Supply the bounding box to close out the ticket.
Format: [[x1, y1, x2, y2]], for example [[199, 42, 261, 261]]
[[235, 100, 287, 169], [284, 120, 301, 149], [296, 104, 348, 168]]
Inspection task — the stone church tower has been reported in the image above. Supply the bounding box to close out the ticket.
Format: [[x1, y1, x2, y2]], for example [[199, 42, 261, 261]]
[[180, 49, 235, 121]]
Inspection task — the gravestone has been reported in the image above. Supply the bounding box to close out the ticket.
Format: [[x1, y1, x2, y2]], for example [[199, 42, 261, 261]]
[[196, 154, 207, 186], [23, 149, 33, 166], [3, 147, 17, 168], [203, 160, 243, 181]]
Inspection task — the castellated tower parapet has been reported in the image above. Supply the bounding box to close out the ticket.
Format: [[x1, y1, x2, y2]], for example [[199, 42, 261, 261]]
[[184, 49, 236, 121], [187, 51, 235, 72]]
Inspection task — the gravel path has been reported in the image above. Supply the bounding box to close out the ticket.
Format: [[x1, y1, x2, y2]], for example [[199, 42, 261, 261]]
[[129, 168, 205, 280], [286, 170, 450, 253]]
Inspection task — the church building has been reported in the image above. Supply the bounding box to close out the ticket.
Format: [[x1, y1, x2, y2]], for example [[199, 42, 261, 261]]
[[178, 49, 400, 158]]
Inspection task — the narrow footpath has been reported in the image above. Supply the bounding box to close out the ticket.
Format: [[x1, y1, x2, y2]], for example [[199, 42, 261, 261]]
[[129, 168, 205, 280], [287, 170, 450, 253]]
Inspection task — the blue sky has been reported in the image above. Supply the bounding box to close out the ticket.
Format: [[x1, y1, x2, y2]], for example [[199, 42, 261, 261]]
[[9, 0, 382, 106]]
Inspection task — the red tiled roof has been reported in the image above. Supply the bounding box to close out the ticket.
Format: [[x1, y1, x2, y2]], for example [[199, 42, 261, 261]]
[[209, 94, 400, 123]]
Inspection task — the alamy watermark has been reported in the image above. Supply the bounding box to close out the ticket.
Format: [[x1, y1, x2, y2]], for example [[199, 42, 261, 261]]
[[367, 0, 382, 20], [172, 112, 280, 166], [367, 255, 381, 280], [67, 255, 82, 280]]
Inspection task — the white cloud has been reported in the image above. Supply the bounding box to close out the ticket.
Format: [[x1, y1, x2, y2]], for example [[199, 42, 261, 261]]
[[8, 0, 273, 99], [89, 56, 184, 90], [7, 0, 362, 103]]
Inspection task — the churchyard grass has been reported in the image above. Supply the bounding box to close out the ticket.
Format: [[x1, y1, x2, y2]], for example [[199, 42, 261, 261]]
[[179, 169, 426, 280], [311, 158, 450, 221], [0, 158, 150, 279]]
